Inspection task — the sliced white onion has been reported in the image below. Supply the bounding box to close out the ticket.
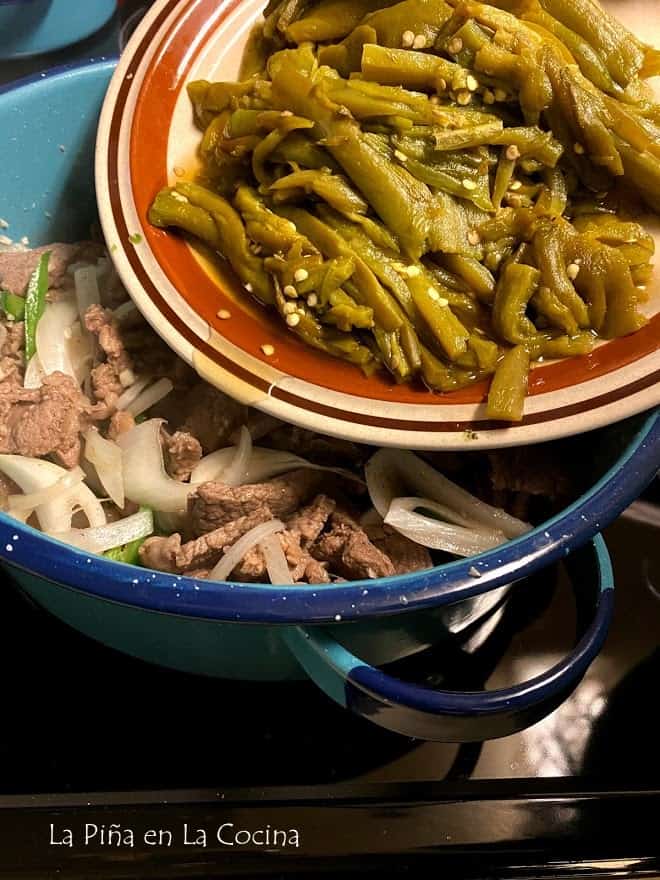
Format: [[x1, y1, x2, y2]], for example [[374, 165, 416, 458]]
[[385, 498, 507, 557], [117, 418, 194, 512], [209, 519, 285, 582], [217, 425, 253, 487], [190, 445, 360, 487], [84, 429, 125, 508], [116, 374, 151, 410], [0, 454, 106, 532], [366, 449, 531, 539], [65, 320, 94, 386], [79, 456, 105, 496], [260, 532, 293, 585], [113, 300, 138, 322], [7, 466, 85, 513], [393, 495, 490, 531], [73, 265, 101, 322], [49, 507, 154, 554], [23, 352, 45, 389], [125, 377, 173, 417], [35, 298, 78, 379]]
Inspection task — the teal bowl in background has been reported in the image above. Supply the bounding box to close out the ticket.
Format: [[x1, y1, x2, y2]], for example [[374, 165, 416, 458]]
[[0, 60, 656, 741], [0, 0, 116, 60]]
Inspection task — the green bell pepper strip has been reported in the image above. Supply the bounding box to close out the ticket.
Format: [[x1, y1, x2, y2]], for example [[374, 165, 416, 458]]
[[150, 183, 275, 305], [489, 127, 564, 167], [531, 221, 591, 328], [534, 167, 568, 219], [521, 7, 616, 95], [149, 189, 221, 248], [24, 251, 50, 362], [251, 115, 314, 184], [569, 240, 646, 338], [403, 154, 494, 213], [492, 155, 515, 212], [270, 132, 341, 171], [105, 535, 148, 566], [0, 291, 26, 321]]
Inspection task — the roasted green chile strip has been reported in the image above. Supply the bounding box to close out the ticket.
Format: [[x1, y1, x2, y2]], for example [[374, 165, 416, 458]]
[[148, 0, 658, 423]]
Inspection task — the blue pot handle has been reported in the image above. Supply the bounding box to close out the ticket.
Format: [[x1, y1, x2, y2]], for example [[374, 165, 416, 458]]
[[284, 535, 614, 741]]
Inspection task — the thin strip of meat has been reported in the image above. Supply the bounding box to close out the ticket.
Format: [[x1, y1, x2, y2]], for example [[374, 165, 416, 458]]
[[286, 494, 336, 548], [139, 506, 274, 573], [311, 512, 396, 580], [232, 529, 331, 583], [0, 371, 94, 468], [162, 430, 203, 482], [189, 469, 325, 535]]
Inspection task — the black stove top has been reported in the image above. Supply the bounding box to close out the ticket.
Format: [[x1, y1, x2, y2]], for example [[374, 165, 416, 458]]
[[0, 510, 658, 878]]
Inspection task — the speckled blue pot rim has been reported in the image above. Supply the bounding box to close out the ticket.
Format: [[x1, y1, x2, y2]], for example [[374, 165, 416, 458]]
[[1, 410, 657, 625]]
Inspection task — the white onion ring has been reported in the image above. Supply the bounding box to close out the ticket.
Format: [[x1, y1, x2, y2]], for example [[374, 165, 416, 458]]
[[217, 425, 253, 487], [366, 449, 530, 538], [116, 418, 193, 513], [384, 497, 507, 556], [50, 508, 154, 554], [210, 519, 285, 582], [260, 532, 293, 584], [0, 454, 106, 532], [84, 429, 125, 509]]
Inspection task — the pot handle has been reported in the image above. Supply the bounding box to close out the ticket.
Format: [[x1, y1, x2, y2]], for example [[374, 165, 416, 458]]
[[283, 535, 614, 742]]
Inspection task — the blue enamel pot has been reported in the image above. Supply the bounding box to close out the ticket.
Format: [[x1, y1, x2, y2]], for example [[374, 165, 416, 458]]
[[0, 61, 658, 741]]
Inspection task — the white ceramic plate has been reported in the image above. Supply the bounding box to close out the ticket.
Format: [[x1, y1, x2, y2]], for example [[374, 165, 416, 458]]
[[96, 0, 660, 449]]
